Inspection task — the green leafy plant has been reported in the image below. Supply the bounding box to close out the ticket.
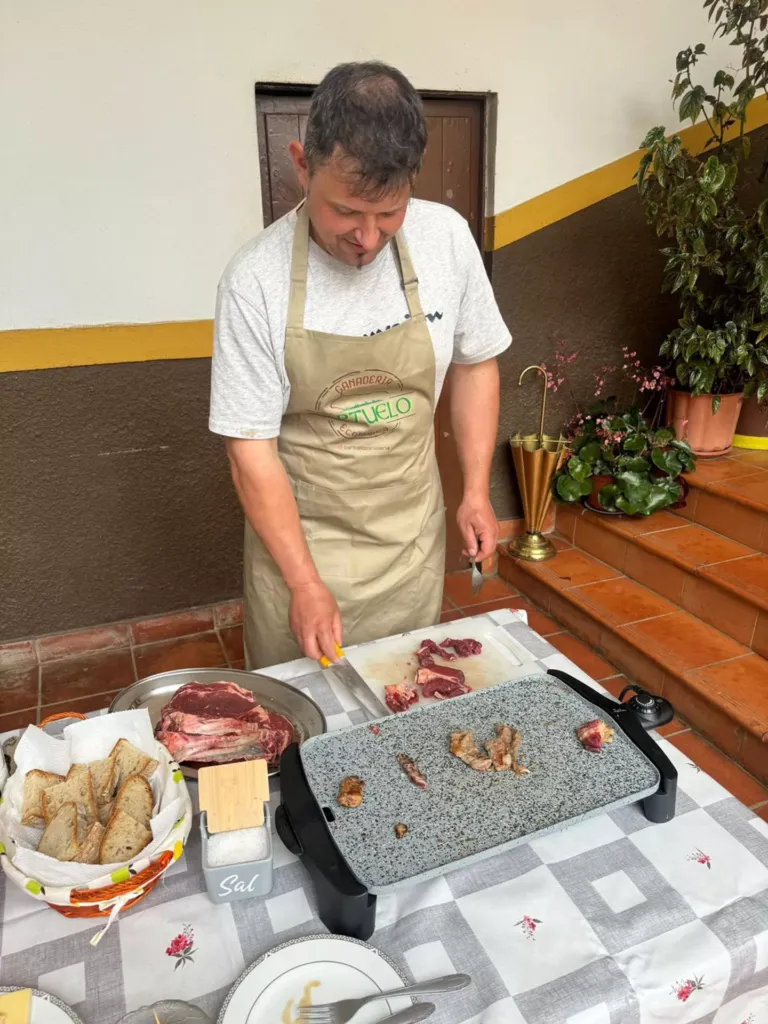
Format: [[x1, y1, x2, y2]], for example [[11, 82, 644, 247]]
[[553, 405, 696, 515], [637, 0, 768, 407]]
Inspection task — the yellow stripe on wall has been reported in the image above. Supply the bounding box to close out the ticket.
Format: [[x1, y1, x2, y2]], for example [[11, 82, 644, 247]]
[[5, 95, 768, 372], [486, 94, 768, 250], [0, 320, 213, 373]]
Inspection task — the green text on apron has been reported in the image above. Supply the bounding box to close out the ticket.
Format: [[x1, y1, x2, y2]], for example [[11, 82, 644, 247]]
[[244, 204, 446, 669]]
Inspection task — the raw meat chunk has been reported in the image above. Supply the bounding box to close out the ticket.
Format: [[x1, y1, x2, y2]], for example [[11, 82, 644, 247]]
[[416, 638, 456, 664], [440, 637, 483, 657], [155, 681, 293, 766], [415, 664, 470, 699], [384, 683, 419, 713], [576, 719, 615, 753]]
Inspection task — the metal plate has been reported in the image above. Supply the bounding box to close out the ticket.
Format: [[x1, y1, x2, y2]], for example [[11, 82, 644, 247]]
[[109, 668, 326, 779]]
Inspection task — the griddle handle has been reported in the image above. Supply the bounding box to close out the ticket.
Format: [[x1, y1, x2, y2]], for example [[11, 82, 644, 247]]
[[547, 669, 678, 823], [278, 742, 378, 940]]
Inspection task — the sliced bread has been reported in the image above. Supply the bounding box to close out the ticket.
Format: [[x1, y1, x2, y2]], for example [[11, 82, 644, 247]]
[[98, 799, 115, 826], [68, 757, 117, 806], [21, 769, 65, 827], [37, 803, 80, 861], [91, 757, 118, 806], [111, 739, 159, 786], [73, 821, 106, 864], [42, 771, 97, 826], [113, 774, 154, 828], [99, 809, 151, 864]]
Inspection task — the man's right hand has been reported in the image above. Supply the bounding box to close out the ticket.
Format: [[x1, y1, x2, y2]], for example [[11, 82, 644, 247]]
[[288, 580, 343, 663]]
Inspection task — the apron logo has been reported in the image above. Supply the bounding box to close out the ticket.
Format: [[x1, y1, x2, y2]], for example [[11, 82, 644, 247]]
[[317, 369, 415, 440]]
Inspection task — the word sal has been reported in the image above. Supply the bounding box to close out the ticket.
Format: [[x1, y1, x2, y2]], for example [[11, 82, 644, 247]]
[[218, 872, 262, 896]]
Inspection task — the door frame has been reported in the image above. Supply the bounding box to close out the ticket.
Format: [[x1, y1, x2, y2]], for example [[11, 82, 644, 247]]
[[254, 83, 496, 235]]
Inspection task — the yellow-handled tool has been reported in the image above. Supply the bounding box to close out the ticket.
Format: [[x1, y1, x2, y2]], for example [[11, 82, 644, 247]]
[[318, 643, 345, 669], [317, 645, 388, 718]]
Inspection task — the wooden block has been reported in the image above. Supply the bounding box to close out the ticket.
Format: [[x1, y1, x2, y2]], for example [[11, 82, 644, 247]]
[[198, 760, 269, 833]]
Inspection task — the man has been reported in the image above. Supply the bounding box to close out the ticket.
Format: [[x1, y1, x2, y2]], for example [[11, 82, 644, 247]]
[[210, 61, 511, 669]]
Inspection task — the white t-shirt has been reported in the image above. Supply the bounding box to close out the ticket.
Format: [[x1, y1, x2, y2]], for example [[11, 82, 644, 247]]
[[209, 199, 512, 439]]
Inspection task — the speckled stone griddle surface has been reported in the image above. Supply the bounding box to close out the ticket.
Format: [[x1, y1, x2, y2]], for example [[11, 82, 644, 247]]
[[299, 674, 660, 892]]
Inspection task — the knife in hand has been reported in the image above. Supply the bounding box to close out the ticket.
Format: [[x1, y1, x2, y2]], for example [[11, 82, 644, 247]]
[[319, 644, 388, 720]]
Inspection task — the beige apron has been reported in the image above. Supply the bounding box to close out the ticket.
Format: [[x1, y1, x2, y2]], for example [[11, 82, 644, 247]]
[[244, 203, 445, 669]]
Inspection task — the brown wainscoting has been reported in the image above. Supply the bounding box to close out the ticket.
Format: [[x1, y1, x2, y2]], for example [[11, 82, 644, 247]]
[[0, 359, 243, 640]]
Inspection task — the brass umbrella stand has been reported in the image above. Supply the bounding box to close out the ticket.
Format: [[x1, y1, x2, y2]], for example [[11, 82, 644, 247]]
[[508, 365, 569, 562]]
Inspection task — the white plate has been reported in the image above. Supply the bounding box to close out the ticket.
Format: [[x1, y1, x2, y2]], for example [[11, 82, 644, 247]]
[[0, 987, 84, 1023], [217, 935, 412, 1023]]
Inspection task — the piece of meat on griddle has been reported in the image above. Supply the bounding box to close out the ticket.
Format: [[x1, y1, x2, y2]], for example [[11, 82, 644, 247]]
[[396, 753, 428, 789], [576, 719, 615, 753], [394, 823, 408, 839], [384, 683, 419, 713], [337, 776, 365, 808], [450, 731, 492, 772], [485, 724, 529, 774], [440, 637, 483, 657], [416, 664, 470, 699]]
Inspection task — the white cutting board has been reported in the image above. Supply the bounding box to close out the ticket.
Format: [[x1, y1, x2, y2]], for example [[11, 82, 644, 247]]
[[344, 610, 537, 712]]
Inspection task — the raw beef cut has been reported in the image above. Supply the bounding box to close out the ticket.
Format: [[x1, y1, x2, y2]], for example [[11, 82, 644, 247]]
[[384, 683, 419, 713], [439, 637, 482, 657], [415, 638, 456, 667], [155, 681, 293, 766], [415, 664, 470, 699]]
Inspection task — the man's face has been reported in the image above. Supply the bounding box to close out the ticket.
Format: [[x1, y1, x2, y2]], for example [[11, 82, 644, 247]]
[[289, 142, 411, 267]]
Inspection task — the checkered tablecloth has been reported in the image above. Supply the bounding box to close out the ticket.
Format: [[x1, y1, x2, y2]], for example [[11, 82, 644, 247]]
[[1, 612, 767, 1024]]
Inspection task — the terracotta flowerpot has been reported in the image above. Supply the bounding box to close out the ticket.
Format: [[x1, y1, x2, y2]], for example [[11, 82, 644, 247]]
[[733, 394, 768, 450], [650, 465, 690, 509], [585, 474, 617, 512], [666, 390, 744, 458]]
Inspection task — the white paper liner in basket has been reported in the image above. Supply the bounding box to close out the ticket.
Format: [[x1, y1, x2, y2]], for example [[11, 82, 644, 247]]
[[0, 709, 192, 901]]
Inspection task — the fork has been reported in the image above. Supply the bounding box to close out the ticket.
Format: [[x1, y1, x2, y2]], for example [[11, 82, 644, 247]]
[[470, 556, 483, 596], [297, 972, 470, 1023]]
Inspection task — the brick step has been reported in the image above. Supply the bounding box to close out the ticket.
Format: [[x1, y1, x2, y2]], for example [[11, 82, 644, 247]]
[[556, 504, 768, 654], [675, 450, 768, 553], [498, 541, 768, 785]]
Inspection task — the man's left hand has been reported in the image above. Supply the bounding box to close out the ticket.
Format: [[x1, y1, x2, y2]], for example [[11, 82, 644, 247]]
[[456, 496, 498, 563]]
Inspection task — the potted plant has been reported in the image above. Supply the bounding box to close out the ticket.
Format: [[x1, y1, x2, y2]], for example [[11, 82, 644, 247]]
[[553, 405, 696, 516], [637, 0, 768, 457]]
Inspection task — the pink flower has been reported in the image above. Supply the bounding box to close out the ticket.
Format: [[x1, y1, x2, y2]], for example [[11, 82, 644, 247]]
[[672, 976, 704, 1001], [515, 914, 542, 940], [165, 924, 196, 967]]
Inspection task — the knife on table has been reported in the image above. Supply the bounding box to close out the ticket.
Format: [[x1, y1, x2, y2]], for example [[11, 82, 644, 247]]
[[319, 645, 389, 720]]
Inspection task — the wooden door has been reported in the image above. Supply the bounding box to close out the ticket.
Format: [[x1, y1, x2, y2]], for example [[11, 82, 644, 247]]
[[255, 89, 486, 571]]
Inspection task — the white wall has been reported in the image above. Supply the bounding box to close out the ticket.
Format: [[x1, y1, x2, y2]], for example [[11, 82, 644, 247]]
[[0, 0, 732, 330]]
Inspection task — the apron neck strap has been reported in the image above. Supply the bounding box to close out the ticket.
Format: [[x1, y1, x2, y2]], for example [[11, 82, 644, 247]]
[[287, 201, 424, 329], [287, 202, 311, 330], [393, 226, 424, 321]]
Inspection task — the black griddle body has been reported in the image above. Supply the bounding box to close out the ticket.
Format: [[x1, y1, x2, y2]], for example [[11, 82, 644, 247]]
[[276, 669, 678, 939]]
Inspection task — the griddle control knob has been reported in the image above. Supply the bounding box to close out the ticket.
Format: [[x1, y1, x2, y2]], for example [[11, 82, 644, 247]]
[[618, 684, 674, 731]]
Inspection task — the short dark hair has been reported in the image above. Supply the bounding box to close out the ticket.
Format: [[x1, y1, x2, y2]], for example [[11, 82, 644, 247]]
[[304, 61, 427, 198]]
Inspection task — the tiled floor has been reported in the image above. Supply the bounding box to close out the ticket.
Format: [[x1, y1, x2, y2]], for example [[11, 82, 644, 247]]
[[2, 576, 767, 817]]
